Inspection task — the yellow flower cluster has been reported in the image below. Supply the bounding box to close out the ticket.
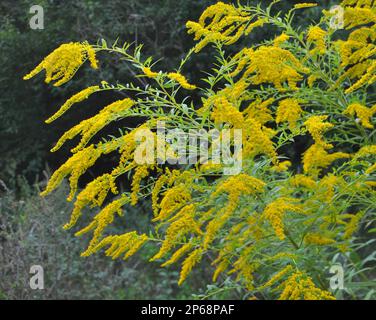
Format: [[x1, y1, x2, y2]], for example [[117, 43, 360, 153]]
[[231, 46, 309, 91], [307, 26, 327, 54], [335, 1, 376, 93], [343, 102, 376, 128], [210, 96, 244, 128], [259, 265, 293, 290], [154, 184, 192, 222], [24, 42, 98, 86], [303, 143, 350, 176], [151, 204, 201, 261], [276, 98, 303, 129], [203, 174, 265, 248], [143, 66, 158, 78], [46, 86, 100, 123], [243, 98, 274, 125], [41, 144, 102, 200], [294, 3, 318, 9], [279, 271, 335, 300], [262, 198, 304, 240], [87, 231, 148, 260], [51, 98, 135, 153], [243, 118, 277, 162], [304, 115, 333, 147], [76, 194, 129, 255], [273, 33, 290, 47], [64, 173, 118, 230], [178, 248, 203, 285], [186, 2, 265, 52], [167, 72, 196, 90], [304, 232, 336, 245]]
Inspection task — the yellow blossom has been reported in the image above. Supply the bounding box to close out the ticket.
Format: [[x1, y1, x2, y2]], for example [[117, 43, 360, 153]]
[[343, 212, 364, 239], [131, 165, 151, 205], [142, 66, 158, 78], [210, 96, 244, 128], [343, 103, 376, 129], [154, 184, 192, 222], [178, 248, 203, 285], [45, 86, 100, 123], [273, 33, 290, 47], [307, 26, 327, 54], [302, 143, 350, 176], [276, 98, 303, 129], [24, 42, 98, 86], [289, 174, 317, 189], [242, 46, 309, 91], [304, 115, 333, 147], [64, 173, 118, 230], [262, 198, 304, 240], [76, 194, 129, 255], [51, 98, 135, 153], [294, 3, 318, 9], [259, 265, 293, 290], [243, 98, 274, 125], [87, 231, 148, 260], [167, 72, 196, 90], [305, 233, 336, 245], [279, 271, 335, 300]]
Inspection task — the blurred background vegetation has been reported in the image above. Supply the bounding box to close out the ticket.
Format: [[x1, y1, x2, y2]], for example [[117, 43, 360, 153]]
[[0, 0, 337, 299]]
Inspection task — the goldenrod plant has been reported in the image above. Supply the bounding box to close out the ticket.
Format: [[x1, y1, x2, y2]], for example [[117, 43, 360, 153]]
[[24, 0, 376, 299]]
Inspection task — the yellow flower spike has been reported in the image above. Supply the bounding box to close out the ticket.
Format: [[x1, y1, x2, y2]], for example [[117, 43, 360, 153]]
[[84, 231, 148, 260], [212, 259, 230, 282], [178, 248, 203, 285], [276, 98, 303, 129], [307, 26, 327, 55], [78, 194, 129, 256], [24, 42, 99, 86], [272, 160, 292, 172], [343, 103, 376, 129], [243, 98, 274, 125], [153, 184, 191, 222], [262, 197, 304, 240], [151, 204, 200, 261], [40, 144, 101, 200], [241, 46, 309, 91], [131, 165, 151, 206], [142, 66, 158, 78], [45, 86, 100, 123], [343, 212, 364, 239], [243, 118, 277, 161], [304, 233, 336, 245], [259, 265, 293, 290], [294, 3, 318, 9], [210, 96, 244, 128], [273, 33, 290, 47], [51, 98, 135, 153], [304, 115, 334, 147], [161, 243, 194, 267], [64, 173, 118, 230], [279, 271, 335, 300], [302, 143, 350, 176], [343, 7, 376, 29], [289, 174, 317, 189], [167, 72, 196, 90]]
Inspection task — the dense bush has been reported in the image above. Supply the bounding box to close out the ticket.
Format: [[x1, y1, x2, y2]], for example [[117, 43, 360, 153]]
[[22, 0, 376, 300]]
